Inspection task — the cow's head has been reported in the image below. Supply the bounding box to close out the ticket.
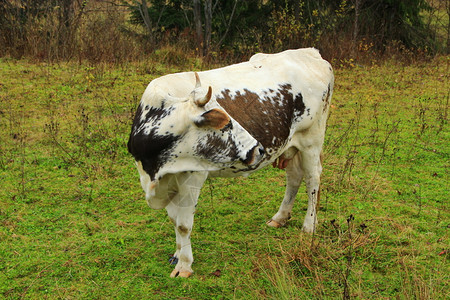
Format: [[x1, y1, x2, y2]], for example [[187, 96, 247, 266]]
[[128, 73, 265, 206]]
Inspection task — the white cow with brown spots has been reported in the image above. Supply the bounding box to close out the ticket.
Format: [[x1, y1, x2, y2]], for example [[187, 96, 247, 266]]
[[127, 48, 334, 277]]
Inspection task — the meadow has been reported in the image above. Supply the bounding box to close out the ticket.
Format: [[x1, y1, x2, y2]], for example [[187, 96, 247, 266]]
[[0, 54, 448, 299]]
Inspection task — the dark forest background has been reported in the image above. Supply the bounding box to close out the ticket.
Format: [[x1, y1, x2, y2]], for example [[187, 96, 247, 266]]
[[1, 0, 449, 63]]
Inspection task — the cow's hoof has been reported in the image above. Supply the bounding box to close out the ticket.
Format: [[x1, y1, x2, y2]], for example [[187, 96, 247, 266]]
[[168, 256, 178, 265], [178, 271, 193, 278], [302, 225, 315, 234], [266, 219, 283, 228], [170, 269, 193, 278]]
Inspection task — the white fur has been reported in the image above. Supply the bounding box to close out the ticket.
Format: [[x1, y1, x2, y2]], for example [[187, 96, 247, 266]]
[[131, 48, 334, 276]]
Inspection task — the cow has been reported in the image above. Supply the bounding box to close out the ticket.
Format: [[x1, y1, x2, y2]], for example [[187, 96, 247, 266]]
[[127, 48, 334, 278]]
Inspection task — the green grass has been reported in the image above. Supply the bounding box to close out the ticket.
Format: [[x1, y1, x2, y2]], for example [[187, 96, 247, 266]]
[[0, 56, 448, 299]]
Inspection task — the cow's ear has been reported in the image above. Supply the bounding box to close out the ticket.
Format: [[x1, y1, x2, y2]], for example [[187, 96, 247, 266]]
[[194, 108, 231, 130]]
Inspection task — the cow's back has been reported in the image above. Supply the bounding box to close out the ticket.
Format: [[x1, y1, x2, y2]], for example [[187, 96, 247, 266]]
[[148, 48, 332, 102], [144, 48, 333, 166]]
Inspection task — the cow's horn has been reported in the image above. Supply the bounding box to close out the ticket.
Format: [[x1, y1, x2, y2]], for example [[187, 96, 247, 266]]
[[195, 86, 212, 107], [195, 72, 201, 88]]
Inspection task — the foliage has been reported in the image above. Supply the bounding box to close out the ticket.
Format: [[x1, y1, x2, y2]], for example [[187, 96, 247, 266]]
[[0, 0, 87, 59], [354, 0, 435, 50], [127, 0, 191, 34], [0, 55, 448, 298], [124, 0, 273, 55], [2, 0, 445, 62], [122, 0, 446, 56]]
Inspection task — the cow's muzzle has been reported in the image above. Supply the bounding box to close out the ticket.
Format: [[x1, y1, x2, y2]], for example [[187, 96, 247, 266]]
[[242, 143, 265, 166]]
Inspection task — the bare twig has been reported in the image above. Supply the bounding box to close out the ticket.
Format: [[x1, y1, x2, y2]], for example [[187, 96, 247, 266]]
[[217, 0, 238, 48]]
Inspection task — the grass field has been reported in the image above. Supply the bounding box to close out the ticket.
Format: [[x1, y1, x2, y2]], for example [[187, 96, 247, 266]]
[[0, 55, 448, 299]]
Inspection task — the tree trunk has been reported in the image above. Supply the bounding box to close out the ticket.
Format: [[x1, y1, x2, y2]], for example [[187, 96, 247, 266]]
[[204, 0, 212, 56], [447, 0, 450, 53], [352, 0, 361, 56], [217, 0, 238, 48], [294, 0, 300, 25], [193, 0, 203, 53], [59, 0, 73, 59], [139, 0, 153, 43]]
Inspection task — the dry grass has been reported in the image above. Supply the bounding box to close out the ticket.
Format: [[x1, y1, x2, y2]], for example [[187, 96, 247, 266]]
[[0, 55, 448, 299]]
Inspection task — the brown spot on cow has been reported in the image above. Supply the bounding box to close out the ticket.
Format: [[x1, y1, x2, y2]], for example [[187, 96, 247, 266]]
[[195, 133, 238, 163], [322, 84, 332, 113], [216, 84, 305, 150], [177, 225, 189, 235]]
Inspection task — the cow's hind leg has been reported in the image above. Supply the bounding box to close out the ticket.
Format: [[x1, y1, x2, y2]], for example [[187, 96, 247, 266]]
[[267, 153, 303, 227], [165, 171, 207, 278], [299, 148, 322, 233]]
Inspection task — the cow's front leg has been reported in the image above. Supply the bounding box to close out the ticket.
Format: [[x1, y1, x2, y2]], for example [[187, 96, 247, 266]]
[[165, 171, 207, 278], [166, 201, 196, 277]]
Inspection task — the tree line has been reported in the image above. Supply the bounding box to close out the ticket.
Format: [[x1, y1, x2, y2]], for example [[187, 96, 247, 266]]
[[0, 0, 448, 62]]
